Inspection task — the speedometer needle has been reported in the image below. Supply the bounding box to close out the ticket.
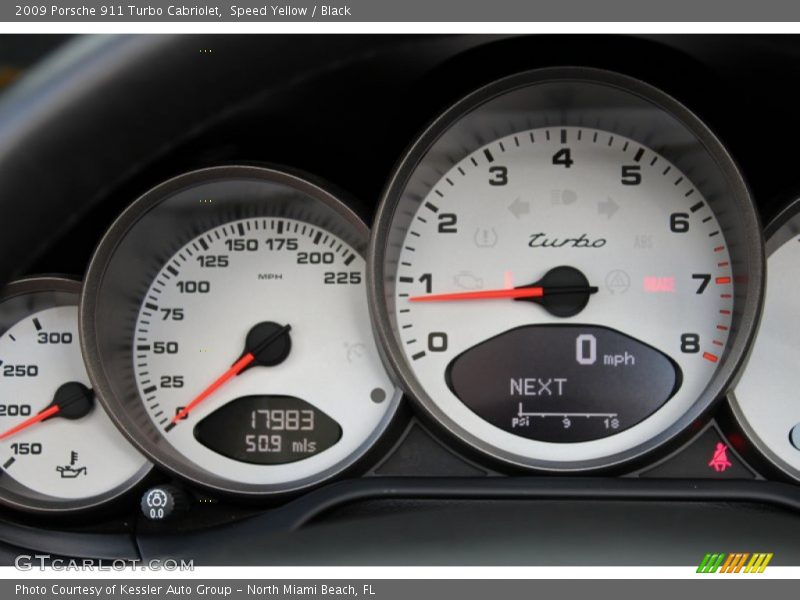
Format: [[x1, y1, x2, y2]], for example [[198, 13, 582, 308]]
[[0, 382, 94, 441], [170, 322, 291, 427]]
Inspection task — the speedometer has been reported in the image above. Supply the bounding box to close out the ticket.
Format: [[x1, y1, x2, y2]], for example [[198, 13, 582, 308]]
[[81, 166, 401, 496], [369, 68, 763, 471]]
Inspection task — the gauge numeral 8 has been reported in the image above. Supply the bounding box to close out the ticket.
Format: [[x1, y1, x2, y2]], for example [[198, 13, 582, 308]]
[[680, 333, 700, 354]]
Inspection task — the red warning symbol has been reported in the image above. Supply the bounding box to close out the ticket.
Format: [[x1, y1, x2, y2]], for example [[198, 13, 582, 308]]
[[708, 442, 733, 473]]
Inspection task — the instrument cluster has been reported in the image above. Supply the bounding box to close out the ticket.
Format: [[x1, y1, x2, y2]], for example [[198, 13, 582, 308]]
[[0, 60, 798, 528]]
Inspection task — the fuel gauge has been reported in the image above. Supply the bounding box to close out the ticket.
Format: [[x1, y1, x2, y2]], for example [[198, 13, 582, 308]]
[[0, 277, 151, 513]]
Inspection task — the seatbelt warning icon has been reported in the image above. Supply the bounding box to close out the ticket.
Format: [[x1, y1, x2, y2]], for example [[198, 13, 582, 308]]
[[708, 442, 732, 473]]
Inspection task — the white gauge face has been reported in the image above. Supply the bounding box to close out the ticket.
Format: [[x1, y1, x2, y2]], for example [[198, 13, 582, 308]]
[[388, 126, 732, 464], [0, 304, 148, 502], [733, 207, 800, 480], [133, 216, 396, 486], [372, 70, 767, 473]]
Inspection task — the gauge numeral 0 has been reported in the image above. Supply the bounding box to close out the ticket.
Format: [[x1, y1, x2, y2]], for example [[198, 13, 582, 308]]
[[428, 332, 448, 352]]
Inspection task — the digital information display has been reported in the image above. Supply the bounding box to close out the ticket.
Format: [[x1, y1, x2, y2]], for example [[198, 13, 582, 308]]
[[194, 396, 342, 464], [447, 325, 681, 443]]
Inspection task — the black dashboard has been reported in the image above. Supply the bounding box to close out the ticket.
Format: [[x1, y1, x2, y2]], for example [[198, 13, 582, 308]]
[[1, 34, 800, 566]]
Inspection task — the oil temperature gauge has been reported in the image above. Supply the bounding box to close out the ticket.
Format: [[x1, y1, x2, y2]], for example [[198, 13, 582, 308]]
[[0, 277, 151, 513]]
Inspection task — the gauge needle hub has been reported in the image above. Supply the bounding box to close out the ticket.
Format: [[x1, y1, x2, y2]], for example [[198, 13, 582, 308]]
[[170, 322, 291, 427]]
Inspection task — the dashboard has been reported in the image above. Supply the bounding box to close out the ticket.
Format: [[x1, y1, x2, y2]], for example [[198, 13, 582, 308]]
[[0, 34, 800, 566]]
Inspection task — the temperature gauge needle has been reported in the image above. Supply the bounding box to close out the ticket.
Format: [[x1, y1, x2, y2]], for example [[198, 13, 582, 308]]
[[0, 382, 94, 441], [0, 405, 60, 441], [170, 322, 291, 427]]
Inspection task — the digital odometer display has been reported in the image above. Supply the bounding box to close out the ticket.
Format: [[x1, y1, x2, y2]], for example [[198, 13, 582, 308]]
[[369, 69, 763, 471], [195, 396, 342, 465]]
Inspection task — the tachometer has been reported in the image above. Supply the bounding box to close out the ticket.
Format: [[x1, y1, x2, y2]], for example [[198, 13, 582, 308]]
[[0, 277, 150, 513], [81, 166, 401, 496], [369, 68, 763, 471]]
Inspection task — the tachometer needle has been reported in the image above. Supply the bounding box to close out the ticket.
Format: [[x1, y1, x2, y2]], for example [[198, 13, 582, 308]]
[[170, 323, 291, 427], [408, 266, 599, 318], [410, 287, 544, 302]]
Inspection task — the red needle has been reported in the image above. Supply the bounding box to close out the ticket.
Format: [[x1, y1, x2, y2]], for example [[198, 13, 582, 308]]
[[0, 404, 60, 441], [171, 352, 255, 424], [409, 287, 544, 303]]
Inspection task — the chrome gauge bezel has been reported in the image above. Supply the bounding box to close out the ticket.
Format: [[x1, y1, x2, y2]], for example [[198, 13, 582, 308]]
[[368, 67, 764, 472], [0, 276, 152, 514], [729, 196, 800, 483], [81, 165, 402, 497]]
